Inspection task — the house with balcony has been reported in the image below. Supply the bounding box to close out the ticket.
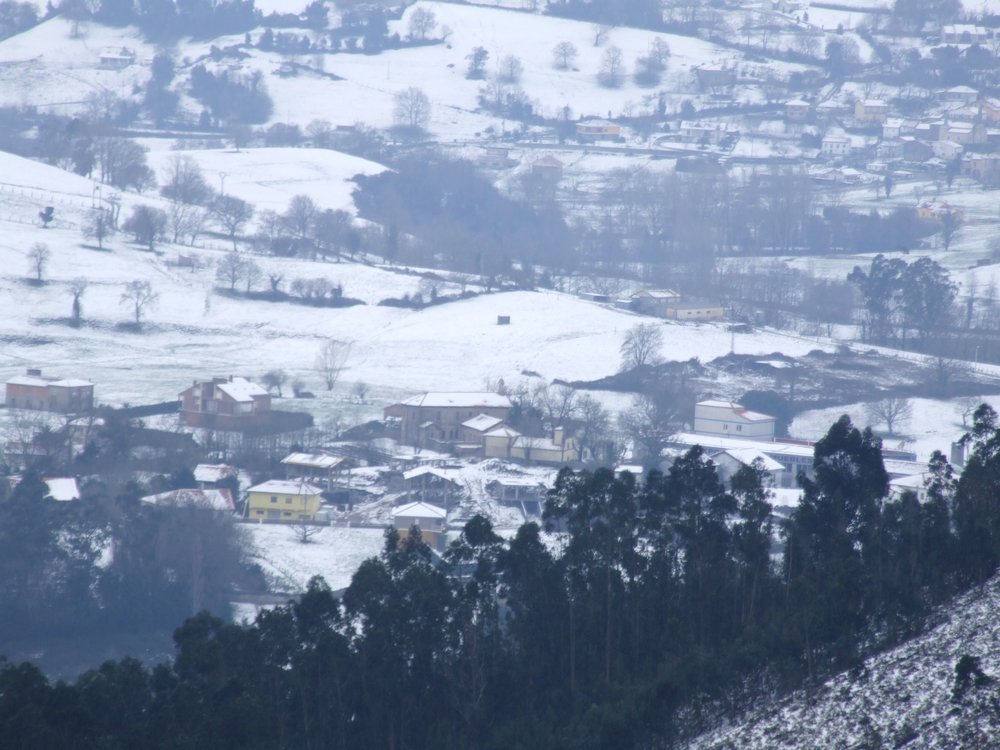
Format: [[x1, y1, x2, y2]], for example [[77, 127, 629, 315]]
[[246, 479, 322, 522], [179, 376, 271, 429]]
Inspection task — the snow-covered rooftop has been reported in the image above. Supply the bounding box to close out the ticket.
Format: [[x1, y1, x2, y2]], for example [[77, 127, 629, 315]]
[[194, 463, 235, 484], [141, 489, 235, 512], [392, 501, 447, 519], [462, 414, 505, 432], [248, 479, 323, 496], [281, 452, 344, 470], [710, 448, 784, 473], [217, 377, 268, 402]]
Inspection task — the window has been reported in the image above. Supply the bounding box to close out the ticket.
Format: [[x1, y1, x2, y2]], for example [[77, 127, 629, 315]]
[[286, 498, 292, 504], [255, 509, 264, 515], [737, 425, 742, 432], [270, 496, 277, 503], [283, 511, 292, 517]]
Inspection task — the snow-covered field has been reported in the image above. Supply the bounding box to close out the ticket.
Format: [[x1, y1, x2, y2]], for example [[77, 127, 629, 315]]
[[790, 394, 1000, 463], [143, 146, 388, 218], [244, 523, 385, 593]]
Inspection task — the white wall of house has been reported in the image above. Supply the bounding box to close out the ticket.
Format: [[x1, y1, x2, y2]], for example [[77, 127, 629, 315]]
[[693, 401, 776, 440]]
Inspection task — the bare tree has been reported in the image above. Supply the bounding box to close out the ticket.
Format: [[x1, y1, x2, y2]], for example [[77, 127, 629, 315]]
[[959, 396, 981, 428], [69, 277, 88, 326], [393, 87, 431, 131], [534, 383, 577, 425], [315, 339, 350, 390], [575, 393, 611, 463], [83, 209, 116, 250], [352, 381, 369, 403], [282, 194, 319, 241], [864, 397, 913, 436], [168, 201, 207, 245], [407, 6, 437, 40], [216, 250, 246, 291], [592, 23, 611, 46], [293, 518, 323, 543], [598, 46, 626, 88], [211, 194, 254, 251], [552, 41, 578, 69], [497, 54, 524, 83], [122, 205, 168, 251], [120, 280, 158, 327], [620, 323, 664, 370], [261, 369, 288, 397], [160, 154, 213, 205], [27, 243, 49, 283], [243, 259, 263, 293], [618, 392, 678, 463]]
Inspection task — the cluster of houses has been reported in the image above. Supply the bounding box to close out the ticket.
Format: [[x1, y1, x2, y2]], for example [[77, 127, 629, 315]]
[[668, 399, 934, 509], [577, 287, 726, 322]]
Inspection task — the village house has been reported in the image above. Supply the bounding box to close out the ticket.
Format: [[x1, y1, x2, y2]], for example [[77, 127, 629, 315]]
[[882, 118, 905, 140], [821, 135, 850, 157], [980, 98, 1000, 124], [941, 24, 989, 44], [178, 376, 271, 429], [917, 201, 964, 222], [962, 154, 1000, 186], [245, 479, 322, 522], [384, 392, 512, 450], [194, 463, 237, 489], [901, 138, 934, 162], [694, 400, 777, 441], [709, 448, 784, 488], [392, 501, 447, 551], [941, 120, 987, 146], [938, 86, 979, 104], [693, 64, 735, 91], [575, 120, 622, 142], [480, 146, 510, 168], [5, 369, 94, 413], [854, 100, 889, 125], [785, 99, 811, 122], [483, 426, 578, 465], [531, 155, 564, 180], [99, 46, 136, 69], [932, 140, 963, 160], [402, 466, 463, 507], [630, 288, 681, 316], [663, 299, 725, 321]]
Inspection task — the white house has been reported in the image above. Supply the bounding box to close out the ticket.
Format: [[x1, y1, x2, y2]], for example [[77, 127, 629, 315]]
[[709, 448, 784, 488], [821, 135, 850, 156], [693, 400, 776, 441], [392, 501, 448, 550]]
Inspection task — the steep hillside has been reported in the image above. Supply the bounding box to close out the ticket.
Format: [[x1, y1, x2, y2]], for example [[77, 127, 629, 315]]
[[685, 575, 1000, 750]]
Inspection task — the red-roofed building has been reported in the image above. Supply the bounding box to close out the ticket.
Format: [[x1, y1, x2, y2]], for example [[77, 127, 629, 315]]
[[179, 376, 272, 429], [5, 369, 94, 413]]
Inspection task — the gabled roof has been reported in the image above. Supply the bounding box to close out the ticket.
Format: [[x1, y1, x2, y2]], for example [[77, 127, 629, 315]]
[[217, 377, 268, 402], [485, 426, 522, 439], [696, 400, 776, 423], [141, 489, 235, 512], [194, 463, 235, 483], [393, 501, 447, 519], [631, 288, 680, 300], [462, 413, 505, 432], [534, 155, 564, 168], [281, 452, 343, 470], [399, 392, 511, 409], [248, 479, 322, 496], [710, 448, 784, 473], [403, 466, 459, 484]]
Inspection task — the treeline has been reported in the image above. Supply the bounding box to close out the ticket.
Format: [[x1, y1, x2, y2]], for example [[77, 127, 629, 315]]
[[65, 0, 259, 41], [7, 409, 1000, 747], [0, 471, 251, 645]]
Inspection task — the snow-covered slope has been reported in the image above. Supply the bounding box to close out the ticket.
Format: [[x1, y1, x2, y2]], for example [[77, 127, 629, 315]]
[[685, 576, 1000, 750]]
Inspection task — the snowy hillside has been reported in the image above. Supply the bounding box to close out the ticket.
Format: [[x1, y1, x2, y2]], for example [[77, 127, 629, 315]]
[[684, 574, 1000, 750]]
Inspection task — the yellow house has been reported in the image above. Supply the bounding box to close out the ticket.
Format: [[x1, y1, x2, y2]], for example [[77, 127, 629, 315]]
[[392, 501, 448, 551], [246, 479, 322, 522]]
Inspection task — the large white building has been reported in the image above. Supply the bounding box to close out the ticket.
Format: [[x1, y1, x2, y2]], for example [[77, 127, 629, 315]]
[[693, 400, 777, 441]]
